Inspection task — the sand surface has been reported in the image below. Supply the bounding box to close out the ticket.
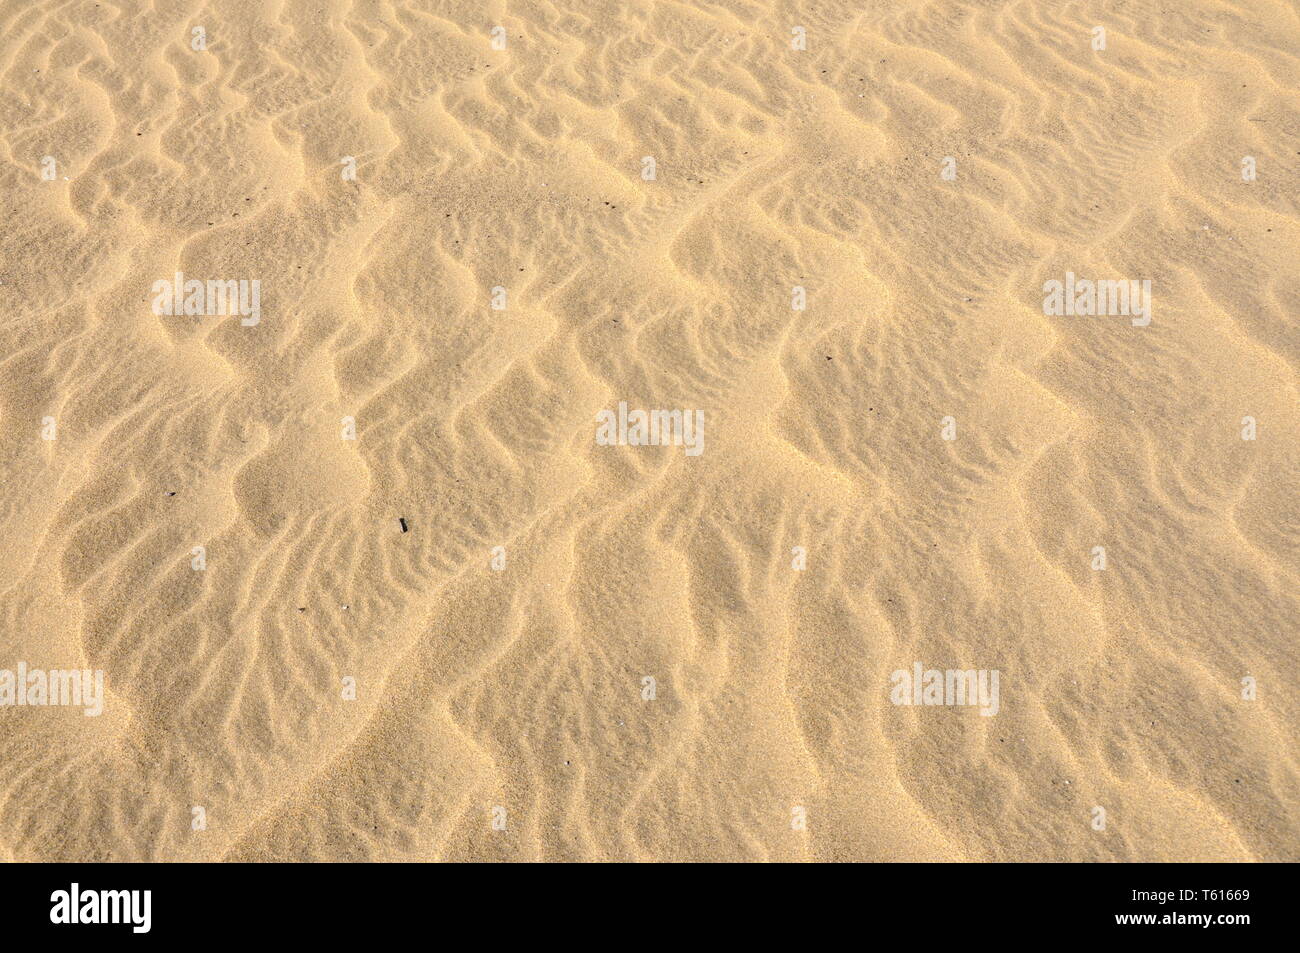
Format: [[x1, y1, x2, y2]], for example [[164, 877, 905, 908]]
[[1, 0, 1297, 862]]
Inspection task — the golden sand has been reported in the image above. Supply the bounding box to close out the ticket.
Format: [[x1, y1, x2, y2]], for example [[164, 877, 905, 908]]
[[0, 0, 1297, 862]]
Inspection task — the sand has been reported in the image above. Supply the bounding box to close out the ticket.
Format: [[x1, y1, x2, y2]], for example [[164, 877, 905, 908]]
[[0, 0, 1296, 862]]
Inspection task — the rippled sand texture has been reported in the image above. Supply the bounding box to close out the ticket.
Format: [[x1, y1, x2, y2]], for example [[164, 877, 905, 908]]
[[1, 0, 1298, 862]]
